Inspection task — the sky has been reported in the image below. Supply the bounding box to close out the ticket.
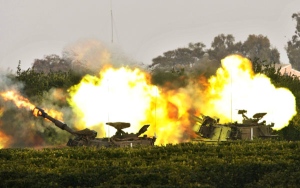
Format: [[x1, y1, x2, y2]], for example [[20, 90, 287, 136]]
[[1, 0, 300, 72]]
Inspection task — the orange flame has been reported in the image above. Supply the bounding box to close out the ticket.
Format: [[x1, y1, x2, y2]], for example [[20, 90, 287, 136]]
[[0, 90, 65, 148], [0, 131, 12, 149], [1, 90, 35, 110], [0, 107, 11, 148], [0, 107, 4, 117], [0, 54, 295, 147], [0, 90, 63, 120], [68, 66, 194, 145], [68, 54, 297, 145], [199, 54, 297, 130]]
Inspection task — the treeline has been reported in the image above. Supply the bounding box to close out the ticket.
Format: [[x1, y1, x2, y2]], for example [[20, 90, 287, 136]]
[[150, 12, 300, 74], [150, 34, 279, 69], [150, 34, 280, 89], [150, 11, 300, 90], [0, 141, 300, 187]]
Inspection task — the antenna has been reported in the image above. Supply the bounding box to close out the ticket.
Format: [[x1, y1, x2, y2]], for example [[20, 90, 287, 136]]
[[110, 0, 113, 43], [107, 78, 110, 140], [230, 67, 233, 123], [155, 87, 157, 130], [154, 86, 158, 138]]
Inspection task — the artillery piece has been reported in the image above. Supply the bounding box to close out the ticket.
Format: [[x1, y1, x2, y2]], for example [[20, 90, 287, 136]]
[[192, 110, 278, 144], [33, 107, 156, 148], [231, 109, 278, 140], [191, 115, 232, 144]]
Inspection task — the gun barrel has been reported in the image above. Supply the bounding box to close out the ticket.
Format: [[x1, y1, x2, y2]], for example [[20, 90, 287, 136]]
[[34, 107, 75, 135], [44, 114, 75, 135]]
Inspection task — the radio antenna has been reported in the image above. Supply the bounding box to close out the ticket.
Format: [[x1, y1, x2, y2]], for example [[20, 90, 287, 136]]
[[110, 0, 113, 43]]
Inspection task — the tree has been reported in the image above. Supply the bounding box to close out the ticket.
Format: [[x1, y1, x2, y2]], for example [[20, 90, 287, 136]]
[[150, 33, 282, 86], [151, 69, 188, 89], [15, 62, 84, 101], [32, 54, 72, 73], [207, 34, 241, 61], [286, 12, 300, 70], [242, 34, 280, 63], [187, 42, 206, 61], [150, 42, 206, 69]]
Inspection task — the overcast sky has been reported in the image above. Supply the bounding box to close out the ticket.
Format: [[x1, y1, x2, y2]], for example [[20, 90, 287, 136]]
[[1, 0, 300, 71]]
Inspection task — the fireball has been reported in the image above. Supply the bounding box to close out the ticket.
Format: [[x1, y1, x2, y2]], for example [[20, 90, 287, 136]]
[[0, 131, 12, 149], [67, 54, 297, 145], [199, 54, 296, 130], [0, 54, 295, 147], [68, 66, 194, 145]]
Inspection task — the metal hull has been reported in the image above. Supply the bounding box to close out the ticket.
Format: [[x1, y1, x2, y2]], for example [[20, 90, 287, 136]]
[[67, 137, 156, 148]]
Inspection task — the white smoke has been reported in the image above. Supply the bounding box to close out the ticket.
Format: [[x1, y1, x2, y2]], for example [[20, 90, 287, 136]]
[[62, 39, 145, 72]]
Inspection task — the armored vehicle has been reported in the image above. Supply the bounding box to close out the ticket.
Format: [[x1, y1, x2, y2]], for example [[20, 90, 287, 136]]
[[191, 115, 232, 144], [230, 110, 278, 140], [192, 110, 278, 144], [33, 107, 156, 148]]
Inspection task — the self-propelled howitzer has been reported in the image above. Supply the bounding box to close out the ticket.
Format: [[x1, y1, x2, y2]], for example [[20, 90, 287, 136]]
[[191, 110, 278, 144], [33, 107, 156, 148]]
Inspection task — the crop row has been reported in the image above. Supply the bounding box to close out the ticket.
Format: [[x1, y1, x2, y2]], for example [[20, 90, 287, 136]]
[[0, 140, 300, 187]]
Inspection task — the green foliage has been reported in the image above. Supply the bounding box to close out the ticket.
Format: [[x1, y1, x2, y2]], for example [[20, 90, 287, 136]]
[[15, 62, 84, 101], [151, 69, 188, 88], [150, 34, 280, 79], [207, 34, 240, 62], [151, 42, 206, 68], [0, 141, 300, 187], [286, 12, 300, 71], [32, 54, 72, 73], [277, 121, 300, 141], [242, 34, 280, 63]]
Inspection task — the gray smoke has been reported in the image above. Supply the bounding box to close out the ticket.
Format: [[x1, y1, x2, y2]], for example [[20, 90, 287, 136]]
[[62, 39, 147, 73], [0, 72, 73, 148]]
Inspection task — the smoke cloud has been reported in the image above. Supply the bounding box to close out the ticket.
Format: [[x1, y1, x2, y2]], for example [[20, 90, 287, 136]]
[[62, 39, 146, 72], [0, 72, 74, 148], [0, 39, 148, 148]]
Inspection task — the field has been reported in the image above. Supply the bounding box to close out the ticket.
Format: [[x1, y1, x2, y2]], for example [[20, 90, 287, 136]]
[[0, 140, 300, 188]]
